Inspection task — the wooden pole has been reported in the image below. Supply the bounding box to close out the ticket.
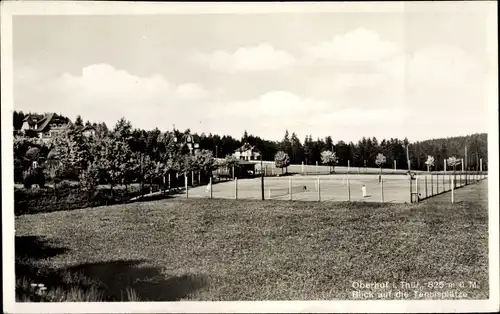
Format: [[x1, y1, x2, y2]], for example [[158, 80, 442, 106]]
[[209, 177, 213, 199], [451, 178, 455, 203], [191, 171, 194, 186], [198, 171, 201, 185], [409, 175, 413, 203], [415, 175, 419, 202], [437, 173, 439, 194], [431, 174, 433, 196], [316, 161, 319, 173], [425, 176, 428, 198], [348, 160, 350, 173], [317, 177, 321, 201], [347, 176, 351, 201], [168, 173, 171, 191], [235, 177, 238, 200], [289, 177, 292, 201], [185, 174, 188, 199], [444, 159, 447, 172], [381, 178, 384, 203]]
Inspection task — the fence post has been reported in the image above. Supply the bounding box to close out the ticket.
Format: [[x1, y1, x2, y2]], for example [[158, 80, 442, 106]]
[[316, 161, 319, 173], [289, 177, 292, 201], [431, 174, 434, 196], [317, 177, 321, 201], [451, 178, 455, 203], [347, 176, 351, 201], [232, 166, 235, 180], [409, 176, 413, 203], [185, 174, 188, 199], [425, 176, 428, 198], [191, 171, 194, 186], [381, 178, 384, 203], [348, 160, 350, 173], [415, 175, 419, 202], [168, 173, 171, 192], [198, 171, 201, 185], [209, 177, 213, 199], [235, 177, 238, 200], [442, 174, 444, 192], [437, 173, 439, 194]]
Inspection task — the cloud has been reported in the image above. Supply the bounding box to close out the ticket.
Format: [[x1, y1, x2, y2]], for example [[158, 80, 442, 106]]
[[301, 28, 402, 64], [189, 43, 297, 73], [14, 63, 213, 131], [213, 91, 329, 118]]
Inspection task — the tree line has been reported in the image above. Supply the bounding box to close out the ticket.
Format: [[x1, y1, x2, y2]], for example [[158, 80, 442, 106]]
[[13, 111, 488, 191]]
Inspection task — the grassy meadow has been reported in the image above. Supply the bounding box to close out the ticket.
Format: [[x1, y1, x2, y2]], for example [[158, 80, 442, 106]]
[[15, 181, 488, 301]]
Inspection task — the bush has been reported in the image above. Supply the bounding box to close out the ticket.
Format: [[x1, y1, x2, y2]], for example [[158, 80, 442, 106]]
[[14, 183, 164, 216], [22, 170, 34, 189]]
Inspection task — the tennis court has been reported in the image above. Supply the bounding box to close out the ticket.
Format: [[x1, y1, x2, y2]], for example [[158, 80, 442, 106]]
[[181, 172, 485, 204]]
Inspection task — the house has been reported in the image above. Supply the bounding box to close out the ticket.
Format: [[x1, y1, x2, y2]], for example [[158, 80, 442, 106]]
[[21, 113, 70, 142], [74, 124, 97, 137], [233, 143, 261, 161], [20, 113, 96, 142]]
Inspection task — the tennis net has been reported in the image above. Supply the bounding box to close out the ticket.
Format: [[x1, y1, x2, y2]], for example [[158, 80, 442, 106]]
[[268, 184, 312, 198]]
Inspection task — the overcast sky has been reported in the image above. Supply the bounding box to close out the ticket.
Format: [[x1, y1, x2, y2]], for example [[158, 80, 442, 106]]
[[12, 2, 495, 143]]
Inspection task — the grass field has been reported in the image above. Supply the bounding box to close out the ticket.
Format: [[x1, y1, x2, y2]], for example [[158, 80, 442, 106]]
[[15, 180, 488, 301]]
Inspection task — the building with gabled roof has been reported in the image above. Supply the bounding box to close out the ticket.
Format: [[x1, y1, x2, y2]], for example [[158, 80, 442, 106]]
[[21, 113, 71, 142], [233, 143, 261, 161]]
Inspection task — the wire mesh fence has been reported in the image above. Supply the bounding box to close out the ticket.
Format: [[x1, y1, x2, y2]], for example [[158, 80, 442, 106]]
[[177, 171, 487, 204]]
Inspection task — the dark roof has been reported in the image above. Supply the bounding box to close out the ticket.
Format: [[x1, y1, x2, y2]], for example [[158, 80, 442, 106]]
[[236, 143, 258, 152], [73, 124, 96, 132], [35, 113, 55, 132], [23, 114, 44, 123]]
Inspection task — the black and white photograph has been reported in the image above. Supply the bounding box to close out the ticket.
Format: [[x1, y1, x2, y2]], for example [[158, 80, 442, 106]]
[[1, 1, 498, 313]]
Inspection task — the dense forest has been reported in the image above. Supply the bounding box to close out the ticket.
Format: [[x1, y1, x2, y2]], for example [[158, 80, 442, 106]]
[[13, 110, 488, 173]]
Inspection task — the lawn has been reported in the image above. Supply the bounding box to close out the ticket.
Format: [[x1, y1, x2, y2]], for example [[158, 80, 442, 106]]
[[15, 183, 488, 301]]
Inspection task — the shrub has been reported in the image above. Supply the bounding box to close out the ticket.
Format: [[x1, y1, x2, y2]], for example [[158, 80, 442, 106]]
[[22, 170, 34, 189]]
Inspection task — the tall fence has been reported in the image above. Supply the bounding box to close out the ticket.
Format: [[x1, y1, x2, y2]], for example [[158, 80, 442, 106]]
[[172, 171, 487, 204]]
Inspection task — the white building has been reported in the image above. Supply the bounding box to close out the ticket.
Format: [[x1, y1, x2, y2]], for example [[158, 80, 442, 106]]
[[233, 143, 261, 161]]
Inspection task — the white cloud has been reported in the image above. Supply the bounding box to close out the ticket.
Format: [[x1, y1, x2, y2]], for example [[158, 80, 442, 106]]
[[15, 63, 213, 131], [175, 82, 210, 101], [214, 91, 329, 118], [189, 43, 297, 73], [301, 28, 402, 64]]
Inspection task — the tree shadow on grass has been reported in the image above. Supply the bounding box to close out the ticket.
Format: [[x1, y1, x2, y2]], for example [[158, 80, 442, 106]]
[[15, 236, 69, 260], [64, 260, 208, 301], [15, 237, 207, 301]]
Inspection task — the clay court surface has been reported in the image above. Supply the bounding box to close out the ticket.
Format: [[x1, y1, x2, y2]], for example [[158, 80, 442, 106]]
[[179, 173, 485, 203]]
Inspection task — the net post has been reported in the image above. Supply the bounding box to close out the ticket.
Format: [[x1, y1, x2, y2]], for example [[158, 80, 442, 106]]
[[191, 171, 194, 186], [289, 177, 292, 201]]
